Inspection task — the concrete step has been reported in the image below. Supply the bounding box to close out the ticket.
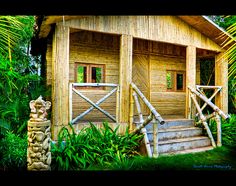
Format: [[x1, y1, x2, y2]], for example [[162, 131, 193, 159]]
[[151, 136, 211, 154], [160, 146, 214, 156], [142, 119, 195, 132], [147, 127, 203, 141]]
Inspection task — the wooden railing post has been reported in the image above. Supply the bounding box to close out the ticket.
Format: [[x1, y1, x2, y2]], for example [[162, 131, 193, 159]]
[[215, 113, 222, 147], [152, 118, 159, 158], [69, 83, 73, 123]]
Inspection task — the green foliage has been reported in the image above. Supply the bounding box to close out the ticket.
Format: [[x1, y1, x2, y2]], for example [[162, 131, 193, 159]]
[[209, 114, 236, 147], [0, 131, 27, 170], [51, 122, 144, 170], [0, 16, 46, 136]]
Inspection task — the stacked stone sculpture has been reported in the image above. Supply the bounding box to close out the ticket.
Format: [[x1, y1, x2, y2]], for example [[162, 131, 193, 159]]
[[27, 95, 52, 171]]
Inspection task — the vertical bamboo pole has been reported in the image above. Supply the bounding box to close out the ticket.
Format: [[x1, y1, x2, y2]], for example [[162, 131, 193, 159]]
[[69, 83, 73, 123], [129, 85, 134, 131], [119, 34, 133, 123], [141, 127, 152, 157], [215, 52, 228, 114], [215, 113, 222, 147], [152, 118, 159, 158], [186, 46, 196, 119], [133, 92, 144, 124], [116, 85, 120, 123]]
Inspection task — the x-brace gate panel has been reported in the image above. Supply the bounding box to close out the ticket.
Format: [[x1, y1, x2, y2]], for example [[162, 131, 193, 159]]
[[69, 83, 119, 124]]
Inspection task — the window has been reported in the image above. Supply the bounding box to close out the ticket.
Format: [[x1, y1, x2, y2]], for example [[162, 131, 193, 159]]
[[75, 63, 105, 89], [166, 70, 185, 92]]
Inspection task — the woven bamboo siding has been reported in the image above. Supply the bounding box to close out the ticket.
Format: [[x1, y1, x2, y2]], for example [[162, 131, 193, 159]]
[[64, 16, 222, 51], [132, 54, 150, 116], [150, 55, 186, 116], [72, 122, 129, 135]]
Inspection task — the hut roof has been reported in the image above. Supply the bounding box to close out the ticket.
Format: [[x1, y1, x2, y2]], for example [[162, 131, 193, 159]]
[[34, 15, 234, 49]]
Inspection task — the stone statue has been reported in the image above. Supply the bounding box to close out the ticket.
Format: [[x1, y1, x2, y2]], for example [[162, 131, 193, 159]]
[[27, 96, 52, 171], [29, 95, 51, 122]]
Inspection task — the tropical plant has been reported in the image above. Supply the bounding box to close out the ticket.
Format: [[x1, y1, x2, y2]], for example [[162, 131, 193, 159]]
[[0, 16, 45, 136], [209, 114, 236, 147], [51, 122, 144, 170], [0, 130, 27, 170]]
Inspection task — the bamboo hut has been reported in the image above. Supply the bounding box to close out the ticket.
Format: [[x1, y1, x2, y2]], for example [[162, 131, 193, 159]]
[[31, 16, 231, 141]]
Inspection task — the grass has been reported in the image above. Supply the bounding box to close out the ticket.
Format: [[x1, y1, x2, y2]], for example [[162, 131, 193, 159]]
[[97, 145, 236, 171]]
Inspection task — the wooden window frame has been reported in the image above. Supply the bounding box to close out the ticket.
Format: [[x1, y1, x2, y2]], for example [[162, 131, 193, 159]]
[[166, 70, 186, 92], [74, 62, 105, 90]]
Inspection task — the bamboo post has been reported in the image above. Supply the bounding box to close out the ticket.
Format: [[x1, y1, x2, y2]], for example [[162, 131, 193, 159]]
[[186, 45, 196, 119], [190, 93, 216, 148], [133, 92, 144, 124], [141, 127, 152, 157], [152, 118, 159, 158], [116, 85, 120, 123], [215, 113, 222, 147], [129, 85, 134, 132], [69, 83, 73, 123]]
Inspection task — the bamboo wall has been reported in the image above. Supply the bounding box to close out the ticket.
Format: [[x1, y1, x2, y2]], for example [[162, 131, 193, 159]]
[[133, 39, 191, 117], [46, 31, 204, 122], [71, 31, 120, 122]]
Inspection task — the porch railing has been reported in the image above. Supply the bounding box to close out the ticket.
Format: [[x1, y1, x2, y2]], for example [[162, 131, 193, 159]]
[[69, 83, 119, 124], [188, 85, 230, 148], [130, 82, 165, 158]]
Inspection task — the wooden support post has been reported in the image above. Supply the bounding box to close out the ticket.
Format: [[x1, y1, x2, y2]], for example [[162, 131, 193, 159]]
[[51, 24, 70, 140], [186, 45, 196, 119], [186, 46, 196, 119], [119, 34, 133, 123], [215, 52, 228, 114], [129, 85, 134, 131], [215, 113, 222, 147]]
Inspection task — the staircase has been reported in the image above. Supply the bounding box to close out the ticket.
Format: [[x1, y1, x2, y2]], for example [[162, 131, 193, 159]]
[[139, 118, 214, 156]]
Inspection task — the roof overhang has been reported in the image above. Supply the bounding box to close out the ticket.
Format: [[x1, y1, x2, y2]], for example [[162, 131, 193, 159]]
[[35, 15, 235, 50], [177, 15, 235, 50]]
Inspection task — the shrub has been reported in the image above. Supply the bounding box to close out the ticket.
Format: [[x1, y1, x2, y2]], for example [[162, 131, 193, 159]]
[[209, 114, 236, 147], [51, 122, 144, 170], [0, 131, 27, 170]]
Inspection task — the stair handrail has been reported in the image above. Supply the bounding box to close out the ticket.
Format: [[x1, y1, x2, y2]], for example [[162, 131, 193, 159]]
[[130, 82, 165, 158], [188, 86, 230, 147], [131, 82, 165, 125]]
